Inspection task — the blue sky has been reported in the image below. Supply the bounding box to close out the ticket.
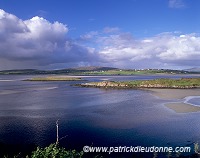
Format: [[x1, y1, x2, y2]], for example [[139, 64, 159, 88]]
[[0, 0, 200, 70]]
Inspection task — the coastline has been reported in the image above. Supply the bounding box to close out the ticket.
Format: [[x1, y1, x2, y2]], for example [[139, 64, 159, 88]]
[[78, 78, 200, 89], [149, 88, 200, 113], [149, 88, 200, 99], [165, 103, 200, 113], [77, 78, 200, 113]]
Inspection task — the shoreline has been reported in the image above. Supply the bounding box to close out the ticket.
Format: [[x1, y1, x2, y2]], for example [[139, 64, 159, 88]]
[[77, 78, 200, 113], [149, 89, 200, 113], [165, 103, 200, 113], [148, 88, 200, 99], [78, 78, 200, 89]]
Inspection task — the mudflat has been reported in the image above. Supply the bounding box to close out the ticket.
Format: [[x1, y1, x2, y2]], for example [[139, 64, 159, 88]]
[[149, 88, 200, 99], [149, 88, 200, 113], [165, 103, 200, 113]]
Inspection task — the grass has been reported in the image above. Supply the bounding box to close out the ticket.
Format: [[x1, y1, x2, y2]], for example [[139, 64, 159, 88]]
[[82, 78, 200, 89], [2, 143, 83, 158], [30, 143, 83, 158], [122, 78, 200, 87], [24, 76, 82, 81]]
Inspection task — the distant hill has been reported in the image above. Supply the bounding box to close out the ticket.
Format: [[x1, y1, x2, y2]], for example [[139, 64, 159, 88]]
[[70, 66, 118, 71], [1, 66, 200, 75], [0, 66, 119, 75], [51, 66, 118, 74], [184, 68, 200, 72], [0, 69, 48, 75]]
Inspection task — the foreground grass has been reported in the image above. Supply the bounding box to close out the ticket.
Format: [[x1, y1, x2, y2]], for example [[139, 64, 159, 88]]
[[24, 76, 82, 81], [80, 78, 200, 89], [3, 143, 83, 158], [30, 143, 83, 158]]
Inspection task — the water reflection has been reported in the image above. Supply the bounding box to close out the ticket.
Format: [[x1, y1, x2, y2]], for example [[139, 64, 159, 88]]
[[0, 75, 200, 156]]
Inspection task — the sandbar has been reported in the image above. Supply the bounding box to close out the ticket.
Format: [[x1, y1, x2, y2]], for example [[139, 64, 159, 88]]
[[165, 103, 200, 113], [149, 88, 200, 113], [149, 88, 200, 99]]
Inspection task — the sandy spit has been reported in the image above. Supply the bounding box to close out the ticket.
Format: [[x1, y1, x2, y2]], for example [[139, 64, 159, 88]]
[[148, 88, 200, 99], [148, 88, 200, 113], [165, 103, 200, 113]]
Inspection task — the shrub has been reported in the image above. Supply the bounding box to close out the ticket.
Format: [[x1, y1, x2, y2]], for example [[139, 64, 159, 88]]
[[30, 143, 83, 158]]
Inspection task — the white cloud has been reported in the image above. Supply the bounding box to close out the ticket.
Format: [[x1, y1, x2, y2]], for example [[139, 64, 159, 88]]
[[1, 9, 200, 70], [24, 16, 68, 40], [98, 32, 200, 69], [0, 9, 97, 70], [168, 0, 185, 9], [0, 10, 28, 35]]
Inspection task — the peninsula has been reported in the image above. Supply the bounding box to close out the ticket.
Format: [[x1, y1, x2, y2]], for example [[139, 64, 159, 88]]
[[78, 78, 200, 89]]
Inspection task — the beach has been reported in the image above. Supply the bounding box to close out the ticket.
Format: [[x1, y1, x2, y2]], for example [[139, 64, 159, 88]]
[[165, 103, 200, 113], [149, 88, 200, 113]]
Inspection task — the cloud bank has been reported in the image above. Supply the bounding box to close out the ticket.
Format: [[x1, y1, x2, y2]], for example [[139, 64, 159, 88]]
[[98, 32, 200, 69], [0, 9, 97, 70], [0, 9, 200, 70]]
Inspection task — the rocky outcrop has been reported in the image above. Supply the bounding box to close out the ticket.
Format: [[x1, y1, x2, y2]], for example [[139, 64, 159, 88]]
[[78, 81, 200, 89], [80, 81, 129, 88]]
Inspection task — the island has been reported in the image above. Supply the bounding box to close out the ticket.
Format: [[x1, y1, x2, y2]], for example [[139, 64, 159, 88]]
[[24, 76, 83, 81], [77, 78, 200, 89]]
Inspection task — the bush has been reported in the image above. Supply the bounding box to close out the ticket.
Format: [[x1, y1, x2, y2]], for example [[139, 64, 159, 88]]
[[30, 143, 83, 158]]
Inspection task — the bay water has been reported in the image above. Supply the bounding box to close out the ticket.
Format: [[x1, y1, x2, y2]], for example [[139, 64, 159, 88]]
[[0, 75, 200, 157]]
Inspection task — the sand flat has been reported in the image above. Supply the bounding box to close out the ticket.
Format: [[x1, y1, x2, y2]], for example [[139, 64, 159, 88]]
[[149, 88, 200, 99], [148, 88, 200, 113], [165, 103, 200, 113]]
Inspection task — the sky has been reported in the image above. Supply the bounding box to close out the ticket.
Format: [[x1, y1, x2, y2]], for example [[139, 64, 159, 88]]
[[0, 0, 200, 70]]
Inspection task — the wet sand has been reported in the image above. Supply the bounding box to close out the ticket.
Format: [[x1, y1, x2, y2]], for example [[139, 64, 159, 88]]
[[165, 103, 200, 113], [149, 88, 200, 113], [149, 88, 200, 99]]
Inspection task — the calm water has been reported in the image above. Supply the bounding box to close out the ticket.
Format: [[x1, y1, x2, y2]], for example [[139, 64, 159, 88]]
[[0, 74, 200, 157]]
